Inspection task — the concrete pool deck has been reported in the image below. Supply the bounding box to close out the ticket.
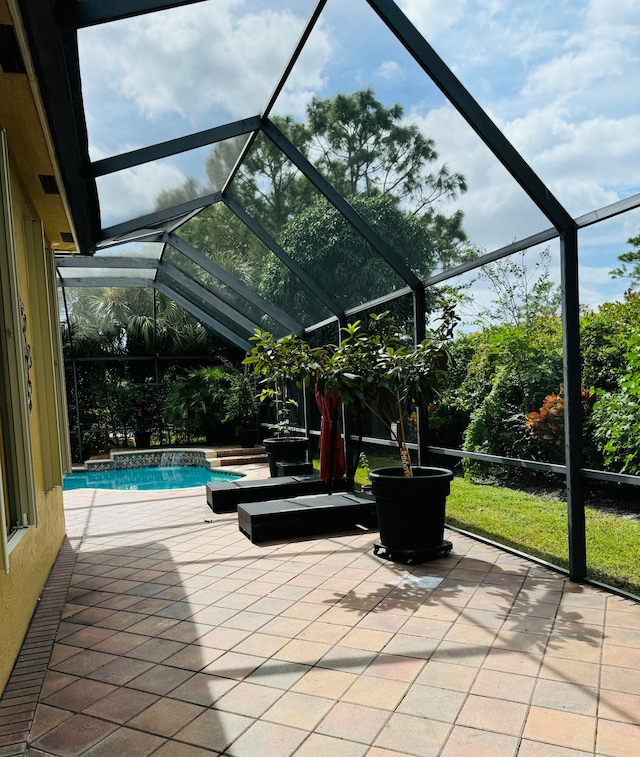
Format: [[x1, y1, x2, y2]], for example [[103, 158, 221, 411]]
[[1, 463, 639, 756]]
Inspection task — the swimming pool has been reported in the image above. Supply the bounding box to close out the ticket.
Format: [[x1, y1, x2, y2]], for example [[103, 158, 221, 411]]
[[64, 466, 243, 491]]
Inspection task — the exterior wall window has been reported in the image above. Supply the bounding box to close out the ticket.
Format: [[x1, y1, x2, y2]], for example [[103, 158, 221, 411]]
[[0, 129, 37, 562]]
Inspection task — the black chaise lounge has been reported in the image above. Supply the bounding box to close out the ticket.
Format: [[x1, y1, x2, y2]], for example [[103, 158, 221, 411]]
[[206, 473, 334, 513], [237, 492, 377, 543]]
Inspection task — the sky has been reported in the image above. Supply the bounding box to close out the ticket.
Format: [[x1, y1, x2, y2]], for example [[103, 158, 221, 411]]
[[77, 0, 640, 314]]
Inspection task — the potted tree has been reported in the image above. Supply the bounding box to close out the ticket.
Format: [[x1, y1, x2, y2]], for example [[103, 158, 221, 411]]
[[245, 304, 458, 560], [223, 371, 260, 448], [115, 380, 162, 449], [341, 309, 457, 561], [243, 332, 314, 476]]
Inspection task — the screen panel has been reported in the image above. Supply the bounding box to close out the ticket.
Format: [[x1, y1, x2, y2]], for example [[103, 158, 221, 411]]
[[401, 0, 640, 219], [78, 0, 321, 158]]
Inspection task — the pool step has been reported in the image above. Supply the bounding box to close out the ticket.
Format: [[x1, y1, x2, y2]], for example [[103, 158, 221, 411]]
[[208, 445, 268, 467], [210, 445, 266, 458], [210, 454, 268, 467]]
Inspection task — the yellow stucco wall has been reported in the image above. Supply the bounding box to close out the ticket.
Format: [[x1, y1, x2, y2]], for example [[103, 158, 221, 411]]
[[0, 152, 66, 694]]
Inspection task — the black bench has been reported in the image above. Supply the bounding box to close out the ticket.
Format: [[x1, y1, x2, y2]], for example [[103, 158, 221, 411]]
[[276, 460, 314, 476], [237, 492, 377, 543], [206, 474, 329, 514]]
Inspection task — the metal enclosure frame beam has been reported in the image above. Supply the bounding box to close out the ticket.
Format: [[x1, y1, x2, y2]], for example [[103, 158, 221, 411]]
[[159, 263, 261, 337], [166, 234, 303, 335], [223, 195, 342, 317], [423, 228, 559, 288], [412, 284, 429, 467], [262, 118, 424, 290], [56, 257, 158, 269], [263, 0, 328, 119], [366, 0, 576, 233], [95, 230, 167, 248], [90, 117, 261, 177], [575, 191, 640, 229], [154, 277, 251, 351], [304, 286, 415, 334], [59, 0, 211, 29], [560, 228, 587, 581], [100, 192, 222, 243], [56, 276, 155, 288]]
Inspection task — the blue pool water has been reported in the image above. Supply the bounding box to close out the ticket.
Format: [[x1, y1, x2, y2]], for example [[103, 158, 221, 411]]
[[64, 466, 242, 491]]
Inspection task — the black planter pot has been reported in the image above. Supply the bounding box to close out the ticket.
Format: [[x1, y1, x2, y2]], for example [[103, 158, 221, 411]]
[[134, 430, 152, 449], [369, 466, 454, 562], [205, 422, 235, 445], [237, 428, 258, 448], [262, 436, 309, 478]]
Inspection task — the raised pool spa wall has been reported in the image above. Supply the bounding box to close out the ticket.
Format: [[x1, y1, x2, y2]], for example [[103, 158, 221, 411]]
[[84, 448, 219, 471]]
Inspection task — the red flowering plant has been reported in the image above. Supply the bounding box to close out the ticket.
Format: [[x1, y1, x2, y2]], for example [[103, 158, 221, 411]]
[[115, 380, 163, 434], [526, 384, 595, 461]]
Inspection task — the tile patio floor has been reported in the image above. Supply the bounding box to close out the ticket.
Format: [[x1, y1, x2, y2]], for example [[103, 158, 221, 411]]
[[1, 464, 639, 756]]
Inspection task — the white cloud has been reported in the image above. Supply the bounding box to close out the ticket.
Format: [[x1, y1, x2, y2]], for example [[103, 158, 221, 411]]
[[411, 105, 550, 251], [79, 1, 332, 136], [398, 0, 468, 36], [520, 8, 640, 119], [578, 267, 628, 311], [500, 109, 640, 215], [276, 23, 333, 117], [96, 158, 188, 228], [402, 0, 640, 304], [376, 60, 404, 81], [82, 1, 334, 220]]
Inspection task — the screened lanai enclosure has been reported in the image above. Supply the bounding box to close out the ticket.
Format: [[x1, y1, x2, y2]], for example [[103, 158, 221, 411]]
[[19, 1, 640, 596]]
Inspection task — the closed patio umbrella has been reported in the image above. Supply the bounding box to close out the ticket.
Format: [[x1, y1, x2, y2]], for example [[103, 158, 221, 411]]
[[315, 388, 346, 492]]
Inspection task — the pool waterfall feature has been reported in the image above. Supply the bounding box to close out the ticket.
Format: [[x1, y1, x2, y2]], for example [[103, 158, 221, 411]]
[[82, 447, 219, 473]]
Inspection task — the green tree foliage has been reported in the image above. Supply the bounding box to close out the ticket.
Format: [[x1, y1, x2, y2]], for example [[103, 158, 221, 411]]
[[471, 248, 561, 330], [164, 365, 246, 443], [437, 279, 640, 476], [609, 233, 640, 289], [584, 293, 640, 473], [259, 193, 465, 321], [167, 89, 467, 323], [591, 333, 640, 473], [431, 251, 566, 475], [62, 287, 219, 361], [61, 287, 238, 459], [225, 119, 314, 237], [580, 291, 640, 392], [305, 88, 466, 212], [173, 204, 267, 289], [459, 317, 565, 475]]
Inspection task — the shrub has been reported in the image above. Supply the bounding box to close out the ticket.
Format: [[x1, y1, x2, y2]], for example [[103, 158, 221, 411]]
[[591, 390, 640, 473], [462, 366, 540, 479], [115, 380, 163, 435], [590, 332, 640, 473], [164, 366, 238, 443], [581, 291, 640, 392], [456, 317, 564, 478]]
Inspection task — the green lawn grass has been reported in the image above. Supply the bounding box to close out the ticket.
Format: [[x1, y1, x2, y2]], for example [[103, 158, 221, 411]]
[[315, 455, 640, 596]]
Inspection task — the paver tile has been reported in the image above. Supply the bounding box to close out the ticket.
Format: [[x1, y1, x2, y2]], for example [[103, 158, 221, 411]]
[[4, 484, 639, 757]]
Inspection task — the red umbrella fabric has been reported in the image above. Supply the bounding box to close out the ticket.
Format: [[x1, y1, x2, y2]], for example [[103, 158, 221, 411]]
[[315, 388, 346, 486]]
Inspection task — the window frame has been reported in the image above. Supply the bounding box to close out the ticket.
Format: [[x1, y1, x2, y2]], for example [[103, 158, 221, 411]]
[[0, 129, 38, 565]]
